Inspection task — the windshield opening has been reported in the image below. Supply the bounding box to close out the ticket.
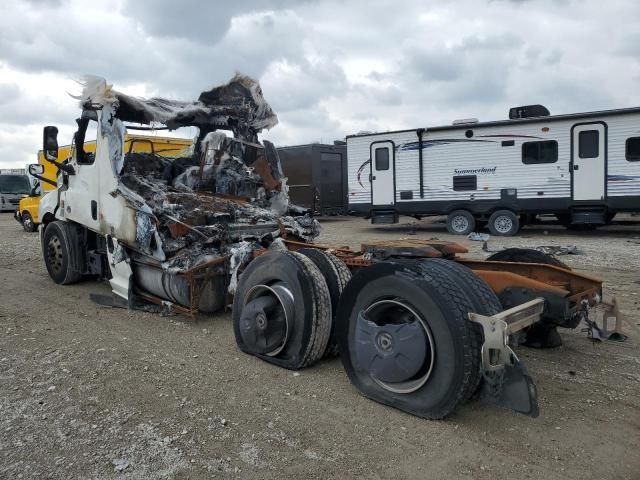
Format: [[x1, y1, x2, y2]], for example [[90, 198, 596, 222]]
[[0, 175, 31, 194]]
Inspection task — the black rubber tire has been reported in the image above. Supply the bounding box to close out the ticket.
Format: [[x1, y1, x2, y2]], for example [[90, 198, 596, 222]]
[[233, 250, 332, 370], [416, 259, 502, 401], [557, 213, 597, 231], [337, 261, 480, 419], [297, 248, 351, 357], [488, 209, 519, 236], [22, 212, 37, 232], [556, 213, 571, 227], [486, 247, 570, 270], [446, 210, 476, 235], [42, 221, 83, 285], [486, 247, 569, 349]]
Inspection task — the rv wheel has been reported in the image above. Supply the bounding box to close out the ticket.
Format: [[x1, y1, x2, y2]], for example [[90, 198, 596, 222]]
[[446, 210, 476, 235], [488, 210, 519, 236], [233, 251, 332, 370], [297, 248, 352, 357], [337, 261, 480, 419]]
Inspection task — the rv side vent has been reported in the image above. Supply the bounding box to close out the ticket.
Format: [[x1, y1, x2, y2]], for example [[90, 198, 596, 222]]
[[453, 175, 477, 191], [509, 104, 550, 119], [452, 118, 479, 126], [399, 190, 413, 200]]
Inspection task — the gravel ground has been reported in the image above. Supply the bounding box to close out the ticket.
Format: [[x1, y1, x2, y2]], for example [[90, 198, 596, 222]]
[[1, 212, 639, 479]]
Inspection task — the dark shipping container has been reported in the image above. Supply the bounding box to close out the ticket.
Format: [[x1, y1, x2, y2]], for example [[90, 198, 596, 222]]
[[277, 143, 347, 215]]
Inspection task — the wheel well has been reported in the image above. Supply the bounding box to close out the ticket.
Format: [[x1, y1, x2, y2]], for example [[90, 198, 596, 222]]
[[488, 207, 518, 217], [40, 213, 56, 230]]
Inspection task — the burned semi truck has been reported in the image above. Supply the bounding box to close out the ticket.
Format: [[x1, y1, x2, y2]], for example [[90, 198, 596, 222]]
[[34, 74, 623, 420]]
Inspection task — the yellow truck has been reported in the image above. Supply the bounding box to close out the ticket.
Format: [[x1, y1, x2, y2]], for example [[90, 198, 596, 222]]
[[15, 134, 192, 231]]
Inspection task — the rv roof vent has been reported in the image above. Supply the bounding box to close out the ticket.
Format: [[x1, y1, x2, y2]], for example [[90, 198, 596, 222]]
[[357, 130, 374, 135], [452, 118, 479, 126], [509, 104, 550, 119]]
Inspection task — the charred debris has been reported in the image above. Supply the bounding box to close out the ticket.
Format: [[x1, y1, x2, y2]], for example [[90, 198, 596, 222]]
[[76, 74, 319, 296]]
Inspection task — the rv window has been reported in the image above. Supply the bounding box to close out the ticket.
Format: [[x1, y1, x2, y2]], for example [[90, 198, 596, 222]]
[[578, 130, 599, 158], [625, 137, 640, 161], [522, 140, 558, 164], [374, 148, 389, 171]]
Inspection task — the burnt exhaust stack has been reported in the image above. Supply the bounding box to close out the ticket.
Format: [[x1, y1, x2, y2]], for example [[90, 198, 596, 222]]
[[508, 105, 550, 119]]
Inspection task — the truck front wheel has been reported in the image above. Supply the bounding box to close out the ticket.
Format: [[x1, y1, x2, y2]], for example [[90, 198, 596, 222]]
[[43, 221, 83, 285]]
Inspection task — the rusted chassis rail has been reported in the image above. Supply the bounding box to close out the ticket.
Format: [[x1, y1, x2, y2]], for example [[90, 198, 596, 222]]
[[144, 238, 605, 330], [284, 239, 603, 327]]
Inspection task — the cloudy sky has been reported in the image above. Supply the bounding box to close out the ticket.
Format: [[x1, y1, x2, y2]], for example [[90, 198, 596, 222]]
[[0, 0, 639, 169]]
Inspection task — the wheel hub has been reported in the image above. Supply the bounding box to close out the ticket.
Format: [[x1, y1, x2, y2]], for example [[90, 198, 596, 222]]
[[255, 312, 268, 330], [353, 299, 435, 393], [239, 283, 294, 357], [495, 216, 513, 233], [47, 236, 63, 274], [375, 332, 394, 352], [452, 215, 469, 233]]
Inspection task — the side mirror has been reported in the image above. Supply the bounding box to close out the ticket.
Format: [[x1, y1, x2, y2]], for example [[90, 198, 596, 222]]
[[28, 163, 44, 176], [43, 126, 59, 162]]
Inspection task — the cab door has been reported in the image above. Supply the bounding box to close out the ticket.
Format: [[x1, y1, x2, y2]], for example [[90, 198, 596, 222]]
[[572, 123, 606, 201], [370, 141, 395, 207]]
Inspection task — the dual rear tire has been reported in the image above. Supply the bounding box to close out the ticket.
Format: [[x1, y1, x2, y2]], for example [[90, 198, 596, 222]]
[[233, 249, 500, 419], [232, 249, 350, 369]]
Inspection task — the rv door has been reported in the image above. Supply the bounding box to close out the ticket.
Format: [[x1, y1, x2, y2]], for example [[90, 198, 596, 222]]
[[572, 123, 606, 201], [370, 141, 395, 207]]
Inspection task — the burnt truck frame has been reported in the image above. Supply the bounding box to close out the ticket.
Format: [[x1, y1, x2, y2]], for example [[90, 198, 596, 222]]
[[36, 75, 624, 420]]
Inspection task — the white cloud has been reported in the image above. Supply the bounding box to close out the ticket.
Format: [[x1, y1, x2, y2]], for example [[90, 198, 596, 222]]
[[0, 0, 639, 168]]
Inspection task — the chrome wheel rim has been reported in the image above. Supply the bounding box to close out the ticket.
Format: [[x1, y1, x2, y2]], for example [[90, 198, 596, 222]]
[[451, 215, 469, 233], [242, 283, 294, 357], [360, 299, 435, 394], [494, 215, 513, 234], [47, 235, 63, 274]]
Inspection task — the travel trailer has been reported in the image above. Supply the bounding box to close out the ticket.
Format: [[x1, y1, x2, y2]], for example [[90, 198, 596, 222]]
[[346, 105, 640, 235]]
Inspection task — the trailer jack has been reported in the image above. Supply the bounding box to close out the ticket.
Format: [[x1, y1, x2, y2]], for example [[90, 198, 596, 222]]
[[469, 298, 545, 417]]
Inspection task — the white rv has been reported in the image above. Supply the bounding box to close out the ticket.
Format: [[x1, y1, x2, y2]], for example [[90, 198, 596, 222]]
[[346, 105, 640, 235]]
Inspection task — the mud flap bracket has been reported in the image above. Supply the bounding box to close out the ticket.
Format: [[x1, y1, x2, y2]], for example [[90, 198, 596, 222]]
[[469, 298, 545, 417]]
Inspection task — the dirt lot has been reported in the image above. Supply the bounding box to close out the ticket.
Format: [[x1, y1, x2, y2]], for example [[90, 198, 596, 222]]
[[1, 212, 639, 479]]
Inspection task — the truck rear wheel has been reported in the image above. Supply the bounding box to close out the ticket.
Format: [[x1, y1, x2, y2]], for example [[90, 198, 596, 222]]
[[297, 248, 351, 357], [42, 221, 83, 285], [446, 210, 475, 235], [415, 258, 502, 401], [337, 261, 480, 419], [233, 251, 332, 370]]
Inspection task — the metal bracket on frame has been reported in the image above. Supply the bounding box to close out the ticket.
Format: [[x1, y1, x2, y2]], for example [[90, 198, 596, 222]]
[[469, 298, 545, 372]]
